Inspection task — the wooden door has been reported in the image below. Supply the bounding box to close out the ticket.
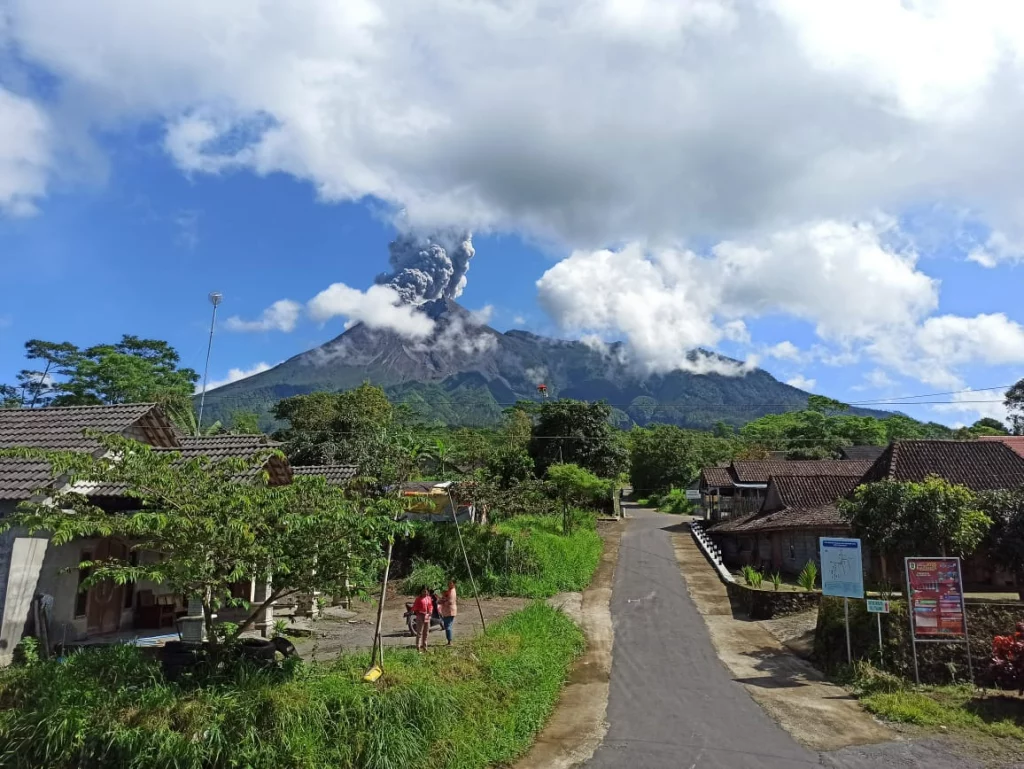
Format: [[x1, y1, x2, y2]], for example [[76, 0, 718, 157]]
[[85, 539, 127, 635]]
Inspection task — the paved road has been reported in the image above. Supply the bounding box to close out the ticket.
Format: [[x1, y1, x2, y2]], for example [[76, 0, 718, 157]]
[[585, 506, 983, 769]]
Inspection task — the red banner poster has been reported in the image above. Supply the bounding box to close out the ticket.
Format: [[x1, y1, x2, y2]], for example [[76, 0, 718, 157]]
[[906, 557, 966, 639]]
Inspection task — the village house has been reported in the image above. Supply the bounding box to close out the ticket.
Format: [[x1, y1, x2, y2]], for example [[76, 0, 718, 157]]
[[699, 458, 873, 522], [0, 405, 290, 664], [705, 440, 1024, 587]]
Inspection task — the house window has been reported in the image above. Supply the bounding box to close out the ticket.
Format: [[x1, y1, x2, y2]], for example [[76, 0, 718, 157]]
[[74, 551, 92, 618]]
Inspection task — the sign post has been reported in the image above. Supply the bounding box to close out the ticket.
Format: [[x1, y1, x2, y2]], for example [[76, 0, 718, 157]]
[[905, 557, 973, 686], [866, 599, 890, 667], [820, 538, 864, 666]]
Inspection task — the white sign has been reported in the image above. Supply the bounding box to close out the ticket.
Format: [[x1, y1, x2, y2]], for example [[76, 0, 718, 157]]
[[685, 489, 701, 501], [819, 537, 864, 599], [866, 599, 890, 613]]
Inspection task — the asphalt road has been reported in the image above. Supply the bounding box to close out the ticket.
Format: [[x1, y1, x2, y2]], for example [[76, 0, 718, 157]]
[[584, 506, 985, 769]]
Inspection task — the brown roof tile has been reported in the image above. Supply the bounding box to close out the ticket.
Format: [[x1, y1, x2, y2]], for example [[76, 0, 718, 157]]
[[860, 440, 1024, 491], [978, 436, 1024, 459], [0, 457, 57, 501], [730, 459, 873, 484], [0, 404, 177, 451], [700, 466, 734, 488], [292, 464, 358, 486], [840, 445, 886, 462]]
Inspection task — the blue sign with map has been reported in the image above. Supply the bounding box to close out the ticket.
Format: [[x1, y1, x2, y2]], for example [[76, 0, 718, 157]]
[[819, 537, 864, 599]]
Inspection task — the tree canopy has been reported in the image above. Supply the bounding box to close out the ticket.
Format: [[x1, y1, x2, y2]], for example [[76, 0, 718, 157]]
[[3, 337, 199, 412], [977, 487, 1024, 589], [528, 399, 628, 479], [1008, 378, 1024, 436], [839, 476, 992, 560], [628, 424, 735, 495]]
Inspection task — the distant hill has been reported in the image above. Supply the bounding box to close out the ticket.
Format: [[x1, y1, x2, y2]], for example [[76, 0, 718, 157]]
[[200, 299, 893, 429]]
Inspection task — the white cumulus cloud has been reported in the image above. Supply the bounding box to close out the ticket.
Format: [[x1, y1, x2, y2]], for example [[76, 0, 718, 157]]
[[0, 87, 51, 216], [225, 299, 302, 332], [202, 362, 274, 392], [786, 375, 816, 391], [764, 341, 803, 362], [307, 283, 433, 338]]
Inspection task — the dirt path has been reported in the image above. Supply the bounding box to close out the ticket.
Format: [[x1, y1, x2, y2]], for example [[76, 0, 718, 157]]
[[514, 518, 623, 769], [672, 528, 895, 751], [290, 594, 530, 661]]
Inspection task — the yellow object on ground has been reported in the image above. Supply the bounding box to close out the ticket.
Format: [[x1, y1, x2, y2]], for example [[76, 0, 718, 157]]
[[362, 664, 382, 683]]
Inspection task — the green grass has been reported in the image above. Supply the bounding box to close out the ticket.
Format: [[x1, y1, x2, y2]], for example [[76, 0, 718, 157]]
[[849, 664, 1024, 743], [405, 513, 603, 599], [0, 603, 584, 769]]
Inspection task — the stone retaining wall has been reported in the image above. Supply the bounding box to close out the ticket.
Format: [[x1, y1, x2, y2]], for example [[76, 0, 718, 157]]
[[725, 580, 821, 620]]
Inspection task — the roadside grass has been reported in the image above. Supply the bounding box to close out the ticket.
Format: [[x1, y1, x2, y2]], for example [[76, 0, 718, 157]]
[[847, 663, 1024, 743], [0, 602, 584, 769], [404, 513, 602, 599]]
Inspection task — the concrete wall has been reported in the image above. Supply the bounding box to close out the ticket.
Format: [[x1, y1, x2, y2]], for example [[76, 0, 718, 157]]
[[0, 522, 50, 665]]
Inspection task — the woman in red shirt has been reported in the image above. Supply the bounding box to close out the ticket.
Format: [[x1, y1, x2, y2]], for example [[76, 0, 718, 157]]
[[412, 586, 433, 652]]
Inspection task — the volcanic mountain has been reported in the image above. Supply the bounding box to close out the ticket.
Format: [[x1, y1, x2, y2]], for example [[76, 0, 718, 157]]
[[199, 299, 887, 428]]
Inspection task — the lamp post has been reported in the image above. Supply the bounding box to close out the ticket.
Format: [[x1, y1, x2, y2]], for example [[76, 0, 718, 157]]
[[196, 291, 223, 437]]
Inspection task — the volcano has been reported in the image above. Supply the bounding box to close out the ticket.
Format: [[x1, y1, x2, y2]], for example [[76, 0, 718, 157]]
[[199, 299, 887, 428]]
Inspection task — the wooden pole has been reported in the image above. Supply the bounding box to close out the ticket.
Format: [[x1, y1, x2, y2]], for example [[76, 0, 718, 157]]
[[448, 488, 486, 634]]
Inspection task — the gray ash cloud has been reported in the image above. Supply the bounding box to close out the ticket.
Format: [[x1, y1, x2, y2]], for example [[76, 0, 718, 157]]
[[375, 229, 475, 305]]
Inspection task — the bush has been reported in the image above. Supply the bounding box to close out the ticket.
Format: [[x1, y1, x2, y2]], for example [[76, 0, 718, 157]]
[[0, 604, 584, 769], [991, 622, 1024, 694], [405, 514, 602, 599], [770, 572, 782, 591], [797, 561, 818, 591], [741, 565, 763, 588], [656, 488, 695, 515], [402, 560, 449, 595]]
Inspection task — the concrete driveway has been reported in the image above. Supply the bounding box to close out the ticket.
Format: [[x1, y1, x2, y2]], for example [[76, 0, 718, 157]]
[[583, 505, 985, 769]]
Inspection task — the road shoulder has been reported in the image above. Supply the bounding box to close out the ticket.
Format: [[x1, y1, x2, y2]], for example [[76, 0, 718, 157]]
[[514, 518, 623, 769]]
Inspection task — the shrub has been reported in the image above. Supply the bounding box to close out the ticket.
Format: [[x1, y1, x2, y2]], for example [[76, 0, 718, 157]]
[[741, 565, 763, 588], [990, 622, 1024, 694], [770, 572, 782, 591], [402, 560, 449, 595], [0, 604, 584, 769], [797, 560, 818, 591], [657, 488, 695, 515]]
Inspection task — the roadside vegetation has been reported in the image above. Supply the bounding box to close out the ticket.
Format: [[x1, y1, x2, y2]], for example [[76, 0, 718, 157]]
[[0, 603, 583, 769]]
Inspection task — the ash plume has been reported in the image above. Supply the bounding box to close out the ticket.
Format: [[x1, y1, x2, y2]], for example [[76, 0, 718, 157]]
[[375, 230, 475, 305]]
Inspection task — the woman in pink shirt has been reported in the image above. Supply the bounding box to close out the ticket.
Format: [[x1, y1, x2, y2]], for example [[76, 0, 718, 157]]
[[412, 586, 433, 652], [438, 579, 457, 646]]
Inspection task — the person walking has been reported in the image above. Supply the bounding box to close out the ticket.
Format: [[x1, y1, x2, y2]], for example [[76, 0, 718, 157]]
[[412, 586, 433, 652], [439, 579, 458, 646]]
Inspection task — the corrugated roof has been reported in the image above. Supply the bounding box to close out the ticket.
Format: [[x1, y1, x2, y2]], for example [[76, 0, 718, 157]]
[[731, 459, 873, 484], [840, 445, 886, 462], [860, 440, 1024, 491], [0, 404, 177, 450], [978, 436, 1024, 459], [292, 464, 358, 486]]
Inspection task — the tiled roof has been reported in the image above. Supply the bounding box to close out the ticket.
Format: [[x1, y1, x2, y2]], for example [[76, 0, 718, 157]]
[[165, 434, 281, 459], [718, 474, 861, 534], [769, 475, 863, 511], [0, 457, 56, 501], [0, 404, 178, 451], [707, 510, 760, 533], [730, 459, 874, 484], [735, 503, 847, 533], [700, 466, 733, 488], [978, 436, 1024, 459], [840, 445, 885, 462], [292, 464, 358, 486], [860, 440, 1024, 491]]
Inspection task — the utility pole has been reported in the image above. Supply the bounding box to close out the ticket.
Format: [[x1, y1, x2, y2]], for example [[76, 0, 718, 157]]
[[196, 292, 223, 436]]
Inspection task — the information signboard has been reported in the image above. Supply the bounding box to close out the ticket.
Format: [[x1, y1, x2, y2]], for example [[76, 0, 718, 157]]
[[905, 557, 966, 640], [866, 599, 890, 613], [819, 538, 864, 599]]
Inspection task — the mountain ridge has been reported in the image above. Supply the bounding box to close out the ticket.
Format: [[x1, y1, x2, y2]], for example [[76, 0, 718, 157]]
[[200, 299, 893, 428]]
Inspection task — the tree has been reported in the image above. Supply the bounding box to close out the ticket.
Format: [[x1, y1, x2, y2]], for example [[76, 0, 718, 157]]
[[977, 487, 1024, 598], [1007, 379, 1024, 436], [1, 435, 400, 650], [741, 402, 887, 458], [272, 384, 406, 481], [546, 463, 610, 533], [972, 417, 1009, 435], [839, 477, 992, 577], [528, 399, 627, 478], [228, 410, 262, 435], [628, 424, 734, 496], [484, 445, 535, 489]]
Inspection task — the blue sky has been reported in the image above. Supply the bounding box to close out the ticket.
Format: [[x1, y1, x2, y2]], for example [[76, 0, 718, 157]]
[[2, 0, 1024, 427]]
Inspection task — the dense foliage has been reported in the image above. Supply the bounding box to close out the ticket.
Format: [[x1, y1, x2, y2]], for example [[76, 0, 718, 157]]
[[839, 476, 992, 563], [1, 336, 198, 412], [628, 424, 735, 495], [405, 513, 603, 598], [528, 399, 628, 478], [977, 487, 1024, 591], [1, 435, 400, 647], [991, 622, 1024, 695], [0, 603, 583, 769]]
